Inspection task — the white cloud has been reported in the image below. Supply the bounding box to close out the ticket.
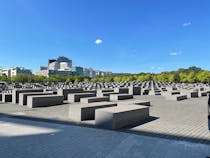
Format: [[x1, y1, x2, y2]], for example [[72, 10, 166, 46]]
[[95, 39, 103, 45], [150, 66, 166, 72], [151, 66, 155, 70], [157, 67, 164, 70], [170, 52, 178, 56], [182, 22, 191, 27], [169, 51, 182, 56]]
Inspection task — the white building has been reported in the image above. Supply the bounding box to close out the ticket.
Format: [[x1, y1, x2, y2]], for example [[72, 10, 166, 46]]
[[0, 67, 32, 77], [83, 68, 90, 77], [60, 62, 70, 70], [34, 70, 49, 77], [0, 69, 9, 76], [48, 56, 72, 71], [35, 56, 75, 77], [48, 61, 60, 70], [35, 56, 112, 78], [9, 67, 32, 77], [88, 68, 96, 78]]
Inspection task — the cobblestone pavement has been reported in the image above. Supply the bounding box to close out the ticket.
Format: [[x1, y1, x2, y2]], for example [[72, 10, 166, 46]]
[[0, 116, 210, 158], [0, 95, 210, 144], [129, 95, 210, 143]]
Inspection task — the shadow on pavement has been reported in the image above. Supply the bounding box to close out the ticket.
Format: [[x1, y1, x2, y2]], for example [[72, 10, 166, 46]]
[[0, 112, 210, 145]]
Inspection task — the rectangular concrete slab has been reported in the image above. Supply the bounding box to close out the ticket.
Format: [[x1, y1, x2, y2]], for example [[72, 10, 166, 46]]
[[165, 94, 187, 101], [128, 86, 141, 95], [109, 94, 133, 101], [114, 87, 129, 94], [57, 88, 83, 100], [97, 89, 114, 93], [97, 92, 119, 97], [68, 93, 96, 103], [12, 89, 43, 104], [118, 100, 150, 106], [190, 91, 199, 98], [19, 92, 54, 106], [95, 105, 149, 129], [69, 102, 117, 121], [2, 93, 12, 103], [80, 96, 109, 103], [27, 95, 64, 108], [199, 91, 207, 97]]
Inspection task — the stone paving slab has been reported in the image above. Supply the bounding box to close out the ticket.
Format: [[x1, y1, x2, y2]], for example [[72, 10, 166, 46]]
[[0, 117, 210, 158], [0, 95, 210, 144], [129, 96, 210, 144]]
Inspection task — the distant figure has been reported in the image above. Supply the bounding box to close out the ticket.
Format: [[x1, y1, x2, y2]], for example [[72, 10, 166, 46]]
[[208, 94, 210, 130]]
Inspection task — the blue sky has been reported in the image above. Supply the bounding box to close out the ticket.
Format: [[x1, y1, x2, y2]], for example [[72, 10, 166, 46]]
[[0, 0, 210, 73]]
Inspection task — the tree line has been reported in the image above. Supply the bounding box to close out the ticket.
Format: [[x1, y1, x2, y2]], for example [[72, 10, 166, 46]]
[[0, 74, 91, 83], [0, 67, 210, 83], [91, 67, 210, 83]]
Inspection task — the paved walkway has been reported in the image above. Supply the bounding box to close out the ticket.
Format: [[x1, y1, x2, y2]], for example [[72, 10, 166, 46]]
[[0, 116, 210, 158], [129, 96, 210, 144], [0, 95, 210, 144]]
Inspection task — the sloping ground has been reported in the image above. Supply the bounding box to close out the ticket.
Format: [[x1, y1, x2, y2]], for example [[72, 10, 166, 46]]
[[0, 116, 210, 158], [0, 95, 210, 144], [130, 96, 210, 143]]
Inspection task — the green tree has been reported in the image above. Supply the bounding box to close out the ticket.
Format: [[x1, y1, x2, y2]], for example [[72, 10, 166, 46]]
[[197, 71, 210, 83], [186, 71, 196, 83], [0, 74, 9, 82], [168, 74, 175, 82]]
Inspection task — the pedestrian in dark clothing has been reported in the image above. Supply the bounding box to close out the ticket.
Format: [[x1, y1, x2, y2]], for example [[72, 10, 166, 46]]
[[208, 94, 210, 130]]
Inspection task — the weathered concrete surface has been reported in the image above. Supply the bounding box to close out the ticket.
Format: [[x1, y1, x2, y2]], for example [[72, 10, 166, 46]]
[[69, 102, 117, 121], [2, 93, 12, 103], [109, 94, 133, 101], [27, 95, 64, 108], [68, 93, 96, 103], [19, 92, 53, 106], [95, 105, 149, 129], [0, 116, 210, 158], [80, 96, 109, 103], [12, 89, 43, 104], [57, 88, 83, 100], [0, 95, 210, 144]]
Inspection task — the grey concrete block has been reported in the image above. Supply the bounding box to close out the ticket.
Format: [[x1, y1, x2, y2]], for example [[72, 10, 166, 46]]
[[67, 93, 96, 103], [190, 91, 199, 98], [114, 88, 129, 94], [118, 100, 150, 106], [162, 91, 180, 96], [109, 94, 133, 101], [128, 86, 141, 95], [80, 96, 109, 104], [12, 89, 43, 104], [19, 92, 53, 106], [83, 90, 97, 94], [97, 89, 114, 93], [2, 93, 12, 103], [95, 105, 149, 129], [57, 88, 83, 100], [171, 91, 181, 95], [199, 91, 207, 97], [165, 94, 187, 101], [69, 102, 117, 121], [142, 89, 149, 95], [97, 92, 119, 97], [27, 95, 64, 108]]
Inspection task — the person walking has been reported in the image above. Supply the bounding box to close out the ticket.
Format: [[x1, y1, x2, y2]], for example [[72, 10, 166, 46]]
[[208, 94, 210, 130]]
